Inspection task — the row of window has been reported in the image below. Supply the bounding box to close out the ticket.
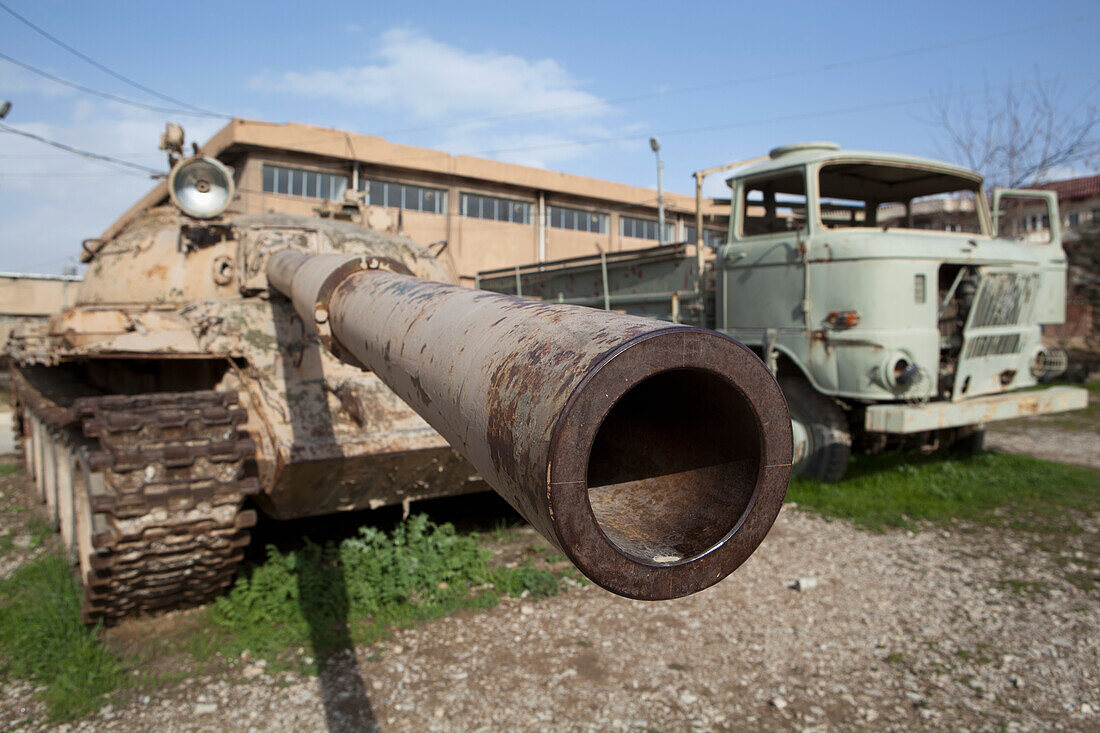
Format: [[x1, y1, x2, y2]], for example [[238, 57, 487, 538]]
[[1065, 209, 1100, 228], [547, 205, 608, 233], [262, 164, 714, 240], [1018, 214, 1051, 231], [361, 178, 448, 215], [685, 226, 727, 248], [620, 215, 674, 242], [262, 164, 349, 201], [462, 193, 532, 224]]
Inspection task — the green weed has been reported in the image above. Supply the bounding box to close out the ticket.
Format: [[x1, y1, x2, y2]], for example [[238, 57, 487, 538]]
[[787, 452, 1100, 532], [208, 514, 561, 669], [0, 464, 19, 477], [0, 554, 124, 720]]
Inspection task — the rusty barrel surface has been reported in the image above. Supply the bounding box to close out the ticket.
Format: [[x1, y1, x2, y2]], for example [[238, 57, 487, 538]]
[[267, 251, 792, 600]]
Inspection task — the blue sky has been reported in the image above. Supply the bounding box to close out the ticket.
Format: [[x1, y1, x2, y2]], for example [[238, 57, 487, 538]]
[[1, 0, 1098, 274]]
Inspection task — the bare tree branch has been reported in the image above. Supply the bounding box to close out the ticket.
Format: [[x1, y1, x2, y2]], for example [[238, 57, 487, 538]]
[[931, 73, 1099, 188]]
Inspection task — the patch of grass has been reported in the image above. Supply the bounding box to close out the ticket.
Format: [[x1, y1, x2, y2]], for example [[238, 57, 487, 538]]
[[885, 652, 906, 664], [0, 464, 19, 477], [998, 579, 1050, 596], [1053, 555, 1100, 592], [787, 452, 1100, 532], [489, 565, 561, 598], [208, 514, 562, 671], [0, 553, 125, 721], [26, 516, 54, 549], [486, 517, 522, 543]]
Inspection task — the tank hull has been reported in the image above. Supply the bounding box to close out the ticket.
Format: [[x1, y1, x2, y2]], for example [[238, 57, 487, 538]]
[[8, 210, 482, 621]]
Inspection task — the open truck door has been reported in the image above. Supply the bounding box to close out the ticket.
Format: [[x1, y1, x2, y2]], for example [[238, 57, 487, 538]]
[[992, 188, 1067, 324]]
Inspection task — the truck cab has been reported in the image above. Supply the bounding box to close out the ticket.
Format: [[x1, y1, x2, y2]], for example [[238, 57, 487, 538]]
[[477, 142, 1088, 481], [721, 142, 1064, 399]]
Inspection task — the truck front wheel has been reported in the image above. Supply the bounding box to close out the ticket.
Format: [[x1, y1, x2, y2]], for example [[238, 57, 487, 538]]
[[780, 374, 851, 482]]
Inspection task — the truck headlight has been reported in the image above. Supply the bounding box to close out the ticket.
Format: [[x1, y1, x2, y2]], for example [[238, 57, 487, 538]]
[[882, 352, 921, 391]]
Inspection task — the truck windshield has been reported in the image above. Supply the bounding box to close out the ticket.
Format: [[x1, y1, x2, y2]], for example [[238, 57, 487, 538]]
[[818, 162, 983, 234]]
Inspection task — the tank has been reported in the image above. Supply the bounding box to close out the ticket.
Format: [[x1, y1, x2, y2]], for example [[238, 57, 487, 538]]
[[9, 139, 792, 622]]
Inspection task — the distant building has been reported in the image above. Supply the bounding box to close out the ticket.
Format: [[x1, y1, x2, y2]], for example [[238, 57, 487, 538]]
[[0, 272, 81, 354], [106, 119, 729, 284], [1032, 174, 1100, 238]]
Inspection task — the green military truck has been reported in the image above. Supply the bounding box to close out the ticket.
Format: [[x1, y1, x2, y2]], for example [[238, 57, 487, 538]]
[[477, 142, 1088, 480]]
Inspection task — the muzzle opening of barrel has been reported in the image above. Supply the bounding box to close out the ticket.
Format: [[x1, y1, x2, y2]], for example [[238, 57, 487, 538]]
[[584, 368, 762, 566]]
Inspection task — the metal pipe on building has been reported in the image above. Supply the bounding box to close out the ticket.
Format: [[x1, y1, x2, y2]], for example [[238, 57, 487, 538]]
[[538, 191, 546, 263], [651, 137, 665, 246], [266, 250, 792, 601]]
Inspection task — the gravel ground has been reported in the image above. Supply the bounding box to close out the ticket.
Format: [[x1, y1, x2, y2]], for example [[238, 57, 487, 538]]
[[3, 500, 1096, 732], [986, 383, 1098, 470], [987, 425, 1100, 469]]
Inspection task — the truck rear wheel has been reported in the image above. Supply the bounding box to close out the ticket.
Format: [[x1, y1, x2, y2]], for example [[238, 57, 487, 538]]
[[780, 374, 851, 482]]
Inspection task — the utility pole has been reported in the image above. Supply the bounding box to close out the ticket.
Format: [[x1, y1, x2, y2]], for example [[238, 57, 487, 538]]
[[650, 137, 665, 246]]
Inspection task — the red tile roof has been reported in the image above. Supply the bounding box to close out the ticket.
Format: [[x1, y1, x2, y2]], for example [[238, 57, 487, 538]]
[[1035, 174, 1100, 201]]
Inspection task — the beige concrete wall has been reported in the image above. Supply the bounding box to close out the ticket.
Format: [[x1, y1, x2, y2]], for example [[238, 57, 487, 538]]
[[0, 276, 80, 317], [0, 276, 80, 351]]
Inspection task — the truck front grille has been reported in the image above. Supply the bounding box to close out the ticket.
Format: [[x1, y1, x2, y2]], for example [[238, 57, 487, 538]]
[[968, 272, 1040, 328], [964, 333, 1022, 358]]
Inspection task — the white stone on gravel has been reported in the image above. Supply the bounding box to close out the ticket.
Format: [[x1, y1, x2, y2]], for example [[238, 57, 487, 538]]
[[792, 576, 818, 591]]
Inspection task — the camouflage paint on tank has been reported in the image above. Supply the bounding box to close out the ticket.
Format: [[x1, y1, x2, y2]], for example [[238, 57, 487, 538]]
[[10, 206, 482, 519]]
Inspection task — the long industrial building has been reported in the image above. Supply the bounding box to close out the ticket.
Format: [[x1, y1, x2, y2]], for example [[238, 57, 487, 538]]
[[107, 119, 728, 283]]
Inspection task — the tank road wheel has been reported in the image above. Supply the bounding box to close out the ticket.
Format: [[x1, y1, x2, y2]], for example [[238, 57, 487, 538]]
[[43, 428, 60, 529], [56, 440, 78, 560], [14, 384, 260, 624], [70, 391, 261, 624], [780, 374, 851, 482], [30, 415, 47, 502], [18, 407, 35, 481]]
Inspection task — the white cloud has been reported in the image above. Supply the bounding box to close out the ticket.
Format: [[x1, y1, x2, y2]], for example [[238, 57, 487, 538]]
[[248, 28, 648, 171], [251, 28, 608, 122], [0, 61, 76, 99]]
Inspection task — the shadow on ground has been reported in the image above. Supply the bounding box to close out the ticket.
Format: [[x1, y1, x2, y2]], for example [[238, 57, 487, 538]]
[[253, 490, 521, 732], [299, 558, 378, 733]]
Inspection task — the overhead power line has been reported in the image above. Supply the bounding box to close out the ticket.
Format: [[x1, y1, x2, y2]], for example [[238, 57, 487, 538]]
[[0, 122, 161, 175], [0, 52, 232, 119], [0, 0, 220, 116], [353, 69, 1100, 169], [469, 70, 1100, 159], [374, 11, 1100, 138]]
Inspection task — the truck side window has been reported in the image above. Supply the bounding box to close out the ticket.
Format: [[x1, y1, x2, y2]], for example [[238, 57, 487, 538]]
[[740, 172, 807, 236], [993, 195, 1052, 243]]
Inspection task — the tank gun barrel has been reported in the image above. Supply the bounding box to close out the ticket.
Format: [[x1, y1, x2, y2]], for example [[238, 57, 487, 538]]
[[267, 250, 791, 600]]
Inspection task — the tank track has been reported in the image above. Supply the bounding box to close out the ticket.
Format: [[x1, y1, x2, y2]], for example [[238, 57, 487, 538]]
[[13, 378, 259, 624]]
